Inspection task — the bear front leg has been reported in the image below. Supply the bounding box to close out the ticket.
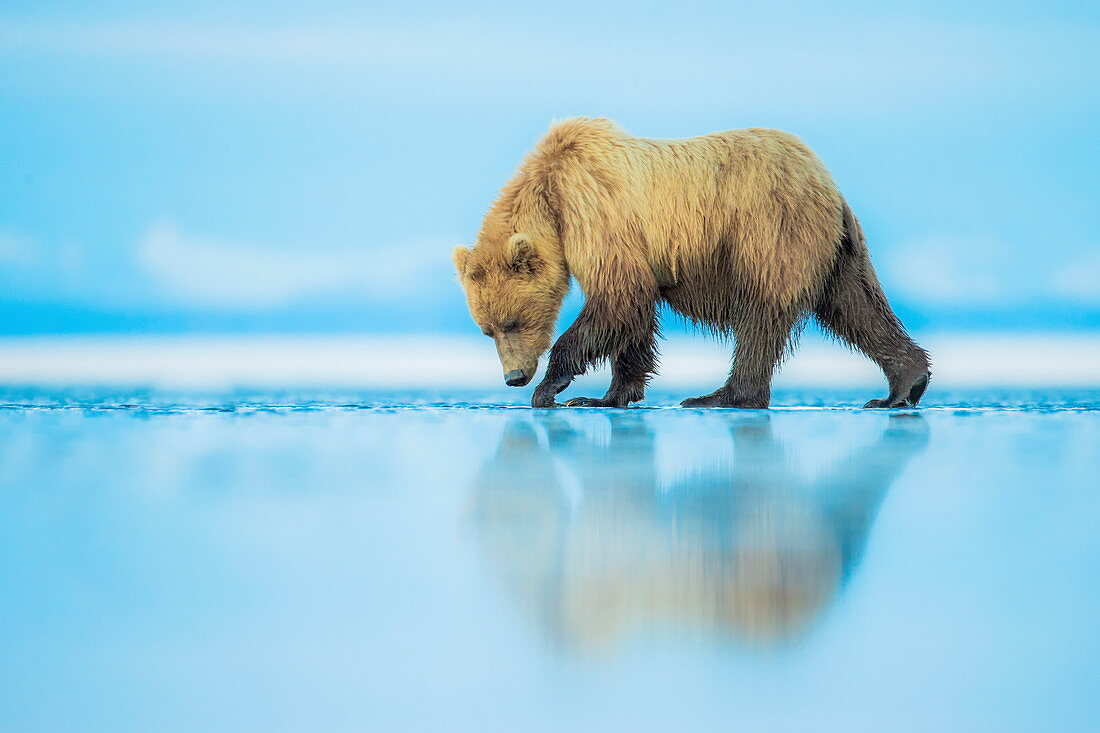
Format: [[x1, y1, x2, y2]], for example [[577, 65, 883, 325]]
[[531, 321, 586, 408], [564, 335, 656, 408], [532, 298, 656, 408], [531, 369, 573, 408]]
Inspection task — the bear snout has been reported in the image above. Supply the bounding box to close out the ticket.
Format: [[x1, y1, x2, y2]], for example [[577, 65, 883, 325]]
[[504, 369, 530, 387]]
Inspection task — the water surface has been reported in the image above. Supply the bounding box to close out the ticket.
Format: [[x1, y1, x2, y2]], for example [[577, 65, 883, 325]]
[[0, 389, 1097, 731]]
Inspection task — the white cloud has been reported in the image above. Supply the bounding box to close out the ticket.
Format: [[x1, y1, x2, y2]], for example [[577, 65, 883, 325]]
[[883, 234, 1026, 307], [0, 230, 37, 266], [137, 223, 451, 309], [1049, 252, 1100, 304], [0, 21, 425, 65], [882, 234, 1100, 308], [0, 18, 1095, 111]]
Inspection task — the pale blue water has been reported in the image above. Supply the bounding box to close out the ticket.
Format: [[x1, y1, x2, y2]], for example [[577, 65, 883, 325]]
[[1, 388, 1098, 732]]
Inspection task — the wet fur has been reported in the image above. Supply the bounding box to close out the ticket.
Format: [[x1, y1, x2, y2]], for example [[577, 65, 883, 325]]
[[454, 117, 930, 408]]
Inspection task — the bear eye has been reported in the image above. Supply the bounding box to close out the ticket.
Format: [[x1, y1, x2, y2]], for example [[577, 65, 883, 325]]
[[501, 319, 519, 333]]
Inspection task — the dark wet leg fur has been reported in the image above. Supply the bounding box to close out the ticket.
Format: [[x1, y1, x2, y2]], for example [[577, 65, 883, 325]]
[[815, 204, 931, 409], [534, 300, 658, 408], [681, 308, 797, 409], [565, 335, 657, 408]]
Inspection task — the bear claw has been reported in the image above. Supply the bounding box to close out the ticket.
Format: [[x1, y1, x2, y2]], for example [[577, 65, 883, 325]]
[[863, 397, 913, 408], [563, 397, 624, 407], [564, 397, 607, 407], [680, 392, 768, 409]]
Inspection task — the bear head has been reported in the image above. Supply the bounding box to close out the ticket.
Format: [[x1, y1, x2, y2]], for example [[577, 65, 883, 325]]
[[453, 232, 568, 387]]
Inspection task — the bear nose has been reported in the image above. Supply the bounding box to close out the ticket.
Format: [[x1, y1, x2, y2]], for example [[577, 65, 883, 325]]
[[504, 369, 529, 387]]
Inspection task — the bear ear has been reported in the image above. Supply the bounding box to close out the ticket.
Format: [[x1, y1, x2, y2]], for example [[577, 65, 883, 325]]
[[452, 246, 472, 277], [507, 233, 542, 277]]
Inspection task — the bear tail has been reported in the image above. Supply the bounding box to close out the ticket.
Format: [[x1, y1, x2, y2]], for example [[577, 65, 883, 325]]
[[839, 200, 868, 258]]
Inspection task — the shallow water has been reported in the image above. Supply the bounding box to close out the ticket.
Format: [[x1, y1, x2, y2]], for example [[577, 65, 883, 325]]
[[1, 388, 1098, 732]]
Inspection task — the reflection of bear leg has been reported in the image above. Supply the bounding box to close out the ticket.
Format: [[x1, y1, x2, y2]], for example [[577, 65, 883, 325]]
[[816, 414, 929, 575], [681, 308, 796, 408], [815, 205, 931, 408], [564, 334, 657, 408]]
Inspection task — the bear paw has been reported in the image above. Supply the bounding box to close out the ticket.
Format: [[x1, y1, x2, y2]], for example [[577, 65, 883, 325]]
[[564, 396, 620, 408], [864, 372, 931, 409], [863, 397, 914, 409], [680, 391, 768, 409], [531, 393, 561, 408], [531, 373, 574, 408]]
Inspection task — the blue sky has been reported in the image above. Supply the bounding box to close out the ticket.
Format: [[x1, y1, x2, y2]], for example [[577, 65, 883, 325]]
[[1, 1, 1098, 334]]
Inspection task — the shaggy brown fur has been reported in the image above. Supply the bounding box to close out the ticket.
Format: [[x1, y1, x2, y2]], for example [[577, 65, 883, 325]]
[[453, 117, 930, 408]]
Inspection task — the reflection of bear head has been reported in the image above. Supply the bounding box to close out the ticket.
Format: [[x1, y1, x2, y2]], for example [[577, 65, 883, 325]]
[[453, 227, 569, 388]]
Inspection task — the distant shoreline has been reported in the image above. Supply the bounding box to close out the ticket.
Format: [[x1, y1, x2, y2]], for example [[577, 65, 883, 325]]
[[0, 333, 1095, 390]]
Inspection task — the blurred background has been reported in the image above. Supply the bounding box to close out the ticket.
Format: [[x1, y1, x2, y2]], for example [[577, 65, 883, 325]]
[[1, 0, 1098, 388]]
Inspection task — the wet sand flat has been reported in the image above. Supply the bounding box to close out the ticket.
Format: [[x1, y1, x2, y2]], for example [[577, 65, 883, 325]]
[[0, 389, 1097, 732]]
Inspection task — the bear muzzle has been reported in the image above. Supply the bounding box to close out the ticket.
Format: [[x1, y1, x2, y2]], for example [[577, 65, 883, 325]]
[[504, 369, 531, 387]]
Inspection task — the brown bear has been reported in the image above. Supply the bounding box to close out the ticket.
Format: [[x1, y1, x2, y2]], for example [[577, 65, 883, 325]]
[[453, 117, 930, 408]]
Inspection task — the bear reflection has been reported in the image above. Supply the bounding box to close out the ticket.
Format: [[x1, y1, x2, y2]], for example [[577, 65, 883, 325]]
[[468, 413, 928, 650]]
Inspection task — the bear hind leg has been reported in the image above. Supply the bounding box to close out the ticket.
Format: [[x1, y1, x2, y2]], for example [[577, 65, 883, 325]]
[[814, 254, 930, 408]]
